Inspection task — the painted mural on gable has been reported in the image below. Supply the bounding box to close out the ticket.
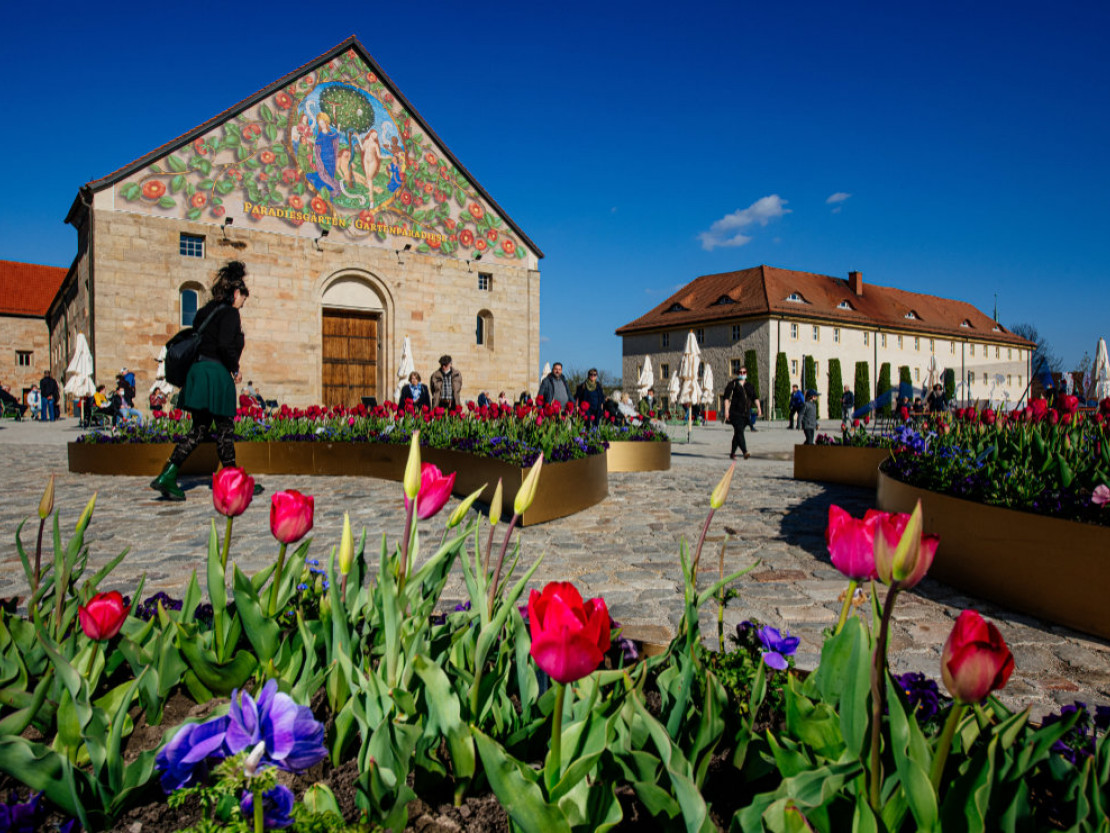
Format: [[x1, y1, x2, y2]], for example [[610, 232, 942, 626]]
[[114, 49, 526, 261]]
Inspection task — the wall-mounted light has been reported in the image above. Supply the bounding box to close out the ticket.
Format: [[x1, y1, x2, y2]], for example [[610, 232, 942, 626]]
[[314, 227, 330, 251], [474, 251, 483, 261], [396, 243, 411, 264], [221, 217, 234, 238]]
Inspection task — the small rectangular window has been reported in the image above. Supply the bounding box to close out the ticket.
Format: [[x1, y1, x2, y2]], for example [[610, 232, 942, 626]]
[[881, 333, 887, 348], [995, 346, 1000, 358], [863, 331, 870, 346], [695, 328, 705, 345], [982, 372, 987, 385], [833, 328, 841, 343], [970, 344, 975, 356], [914, 337, 920, 351], [730, 359, 743, 376], [661, 363, 670, 379], [661, 332, 669, 348], [1007, 348, 1012, 359], [950, 341, 956, 354], [930, 339, 935, 352], [897, 335, 903, 349], [914, 367, 919, 381], [1018, 375, 1022, 386], [814, 361, 820, 378], [731, 324, 740, 341], [1007, 374, 1012, 385], [812, 325, 820, 341], [179, 233, 205, 258], [790, 323, 799, 340], [16, 350, 32, 367], [477, 272, 492, 291], [790, 359, 798, 376]]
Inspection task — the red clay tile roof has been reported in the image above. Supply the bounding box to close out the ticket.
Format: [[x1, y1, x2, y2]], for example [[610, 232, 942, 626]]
[[0, 260, 68, 317], [616, 264, 1034, 346], [70, 36, 542, 258]]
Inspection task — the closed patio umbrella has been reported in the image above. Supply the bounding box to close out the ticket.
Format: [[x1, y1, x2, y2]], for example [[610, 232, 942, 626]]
[[1090, 338, 1110, 401], [677, 331, 702, 441], [151, 346, 175, 396], [394, 336, 415, 402], [63, 333, 96, 421], [637, 356, 654, 398], [700, 362, 715, 410]]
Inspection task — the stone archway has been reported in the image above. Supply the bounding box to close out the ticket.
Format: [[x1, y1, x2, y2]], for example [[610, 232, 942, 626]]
[[319, 273, 388, 408]]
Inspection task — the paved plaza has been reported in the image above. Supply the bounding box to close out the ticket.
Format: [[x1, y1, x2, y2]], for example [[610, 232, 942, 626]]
[[1, 416, 1106, 719]]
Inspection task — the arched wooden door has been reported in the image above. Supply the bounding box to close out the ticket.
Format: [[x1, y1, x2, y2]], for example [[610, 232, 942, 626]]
[[322, 308, 379, 408]]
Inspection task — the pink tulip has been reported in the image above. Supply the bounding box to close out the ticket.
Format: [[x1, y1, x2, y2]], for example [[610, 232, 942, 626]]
[[403, 463, 456, 520], [270, 490, 314, 544], [528, 582, 611, 684], [213, 467, 255, 517], [941, 610, 1014, 704], [873, 502, 938, 589], [825, 505, 881, 581], [78, 591, 130, 641], [1092, 485, 1110, 507]]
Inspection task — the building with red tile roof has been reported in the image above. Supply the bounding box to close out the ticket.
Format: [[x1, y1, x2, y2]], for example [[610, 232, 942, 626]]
[[617, 265, 1035, 417], [1, 260, 68, 399]]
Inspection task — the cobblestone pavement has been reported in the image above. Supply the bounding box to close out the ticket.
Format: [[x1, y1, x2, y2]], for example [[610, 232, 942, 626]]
[[1, 417, 1107, 719]]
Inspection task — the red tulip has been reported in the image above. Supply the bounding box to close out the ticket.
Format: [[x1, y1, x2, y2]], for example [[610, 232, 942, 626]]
[[78, 591, 130, 641], [941, 610, 1014, 704], [270, 490, 314, 544], [528, 582, 611, 684], [403, 463, 456, 520], [873, 501, 938, 589], [825, 505, 881, 581], [213, 467, 255, 517]]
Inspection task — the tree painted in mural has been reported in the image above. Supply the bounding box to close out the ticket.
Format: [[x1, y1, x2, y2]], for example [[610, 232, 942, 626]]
[[115, 49, 526, 261]]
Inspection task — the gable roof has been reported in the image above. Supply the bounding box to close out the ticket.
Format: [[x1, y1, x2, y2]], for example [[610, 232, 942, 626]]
[[67, 36, 542, 258], [616, 265, 1034, 346], [0, 260, 68, 317]]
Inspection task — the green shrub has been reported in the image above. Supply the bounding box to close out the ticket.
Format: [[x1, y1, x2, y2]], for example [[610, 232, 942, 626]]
[[854, 361, 870, 419], [803, 355, 816, 395], [828, 358, 843, 420], [877, 363, 892, 416], [774, 352, 790, 420]]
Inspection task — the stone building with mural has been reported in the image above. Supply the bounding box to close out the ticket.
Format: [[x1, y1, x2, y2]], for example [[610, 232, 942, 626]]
[[1, 261, 67, 401], [617, 265, 1034, 416], [53, 36, 541, 408]]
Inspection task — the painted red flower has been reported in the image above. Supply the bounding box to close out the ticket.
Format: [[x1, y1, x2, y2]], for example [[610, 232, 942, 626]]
[[288, 195, 304, 210], [142, 180, 166, 200], [486, 229, 498, 242], [212, 206, 226, 218], [424, 152, 437, 165], [501, 238, 516, 255], [423, 182, 433, 194], [190, 193, 207, 208], [401, 191, 412, 205], [366, 72, 377, 83], [282, 168, 297, 184], [310, 196, 328, 214], [194, 138, 208, 155], [468, 203, 485, 220], [427, 237, 440, 248], [358, 209, 374, 224], [528, 582, 611, 684], [384, 93, 394, 104], [275, 92, 293, 109], [445, 218, 456, 230], [439, 166, 450, 180], [475, 239, 487, 251], [260, 150, 276, 165], [458, 229, 474, 247], [415, 197, 424, 206]]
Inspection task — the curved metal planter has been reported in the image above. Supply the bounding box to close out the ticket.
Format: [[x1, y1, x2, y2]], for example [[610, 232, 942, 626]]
[[605, 440, 671, 472], [793, 445, 891, 489], [877, 469, 1110, 641], [68, 441, 608, 526]]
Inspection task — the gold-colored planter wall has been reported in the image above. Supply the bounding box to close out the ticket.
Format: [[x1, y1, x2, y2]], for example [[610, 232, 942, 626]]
[[605, 440, 671, 472], [793, 445, 890, 489], [877, 470, 1110, 641], [68, 441, 607, 526]]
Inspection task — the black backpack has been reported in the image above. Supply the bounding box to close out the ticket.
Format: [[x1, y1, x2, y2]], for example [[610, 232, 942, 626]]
[[164, 306, 225, 387]]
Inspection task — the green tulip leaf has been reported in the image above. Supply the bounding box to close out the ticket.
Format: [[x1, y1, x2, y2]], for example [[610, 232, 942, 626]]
[[412, 654, 475, 780], [232, 567, 279, 664], [175, 623, 256, 695], [472, 728, 571, 833]]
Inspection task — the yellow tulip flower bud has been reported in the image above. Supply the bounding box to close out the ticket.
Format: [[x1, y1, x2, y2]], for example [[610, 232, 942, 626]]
[[38, 475, 55, 520], [337, 512, 353, 576], [447, 484, 487, 529], [403, 430, 422, 501], [513, 454, 544, 516], [710, 463, 735, 509]]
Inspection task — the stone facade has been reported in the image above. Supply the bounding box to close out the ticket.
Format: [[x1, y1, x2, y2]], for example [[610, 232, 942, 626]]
[[1, 316, 51, 398]]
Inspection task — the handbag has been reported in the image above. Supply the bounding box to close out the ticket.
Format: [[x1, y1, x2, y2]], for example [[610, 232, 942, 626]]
[[164, 306, 226, 387]]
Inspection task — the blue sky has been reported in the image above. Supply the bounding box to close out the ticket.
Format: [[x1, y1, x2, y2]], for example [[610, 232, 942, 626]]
[[2, 0, 1107, 377]]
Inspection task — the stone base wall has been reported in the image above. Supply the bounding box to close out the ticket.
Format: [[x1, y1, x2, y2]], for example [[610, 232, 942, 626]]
[[1, 316, 51, 399]]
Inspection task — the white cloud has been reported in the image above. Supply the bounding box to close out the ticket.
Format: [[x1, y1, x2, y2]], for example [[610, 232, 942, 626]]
[[826, 192, 852, 204], [698, 195, 790, 250]]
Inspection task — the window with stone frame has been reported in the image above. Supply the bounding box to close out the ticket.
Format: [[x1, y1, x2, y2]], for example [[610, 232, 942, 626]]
[[16, 351, 32, 367], [661, 332, 670, 348], [478, 272, 492, 291], [179, 233, 205, 258], [661, 363, 670, 379]]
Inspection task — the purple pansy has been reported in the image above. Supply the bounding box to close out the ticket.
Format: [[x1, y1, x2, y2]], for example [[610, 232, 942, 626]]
[[0, 791, 44, 833], [225, 679, 327, 772], [155, 717, 231, 792], [240, 784, 295, 829], [757, 625, 799, 670]]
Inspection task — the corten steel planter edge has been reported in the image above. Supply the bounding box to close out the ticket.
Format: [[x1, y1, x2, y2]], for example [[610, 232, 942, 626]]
[[877, 469, 1110, 641], [793, 444, 891, 489], [606, 439, 671, 472]]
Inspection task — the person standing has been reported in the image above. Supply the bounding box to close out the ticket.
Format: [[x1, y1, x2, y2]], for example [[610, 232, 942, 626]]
[[151, 261, 254, 501], [39, 370, 60, 421], [638, 387, 657, 418], [399, 371, 432, 411], [430, 355, 462, 410], [802, 389, 819, 445], [788, 384, 804, 430], [926, 383, 947, 413], [537, 362, 572, 407], [575, 368, 606, 423], [723, 367, 758, 460], [841, 386, 855, 423]]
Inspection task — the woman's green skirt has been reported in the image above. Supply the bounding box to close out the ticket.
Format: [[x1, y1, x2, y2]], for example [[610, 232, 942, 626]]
[[180, 360, 236, 417]]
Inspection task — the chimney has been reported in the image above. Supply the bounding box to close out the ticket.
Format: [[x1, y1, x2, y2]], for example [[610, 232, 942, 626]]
[[848, 270, 863, 296]]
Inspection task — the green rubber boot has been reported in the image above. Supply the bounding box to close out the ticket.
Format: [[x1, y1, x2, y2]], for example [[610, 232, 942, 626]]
[[150, 463, 185, 501]]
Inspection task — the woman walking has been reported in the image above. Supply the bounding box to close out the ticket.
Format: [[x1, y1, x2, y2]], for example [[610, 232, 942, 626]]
[[151, 261, 256, 501]]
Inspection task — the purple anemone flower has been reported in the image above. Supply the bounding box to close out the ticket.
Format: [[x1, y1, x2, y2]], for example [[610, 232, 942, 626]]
[[757, 625, 799, 671], [225, 679, 327, 772], [155, 716, 230, 792], [0, 791, 44, 833], [240, 784, 295, 829]]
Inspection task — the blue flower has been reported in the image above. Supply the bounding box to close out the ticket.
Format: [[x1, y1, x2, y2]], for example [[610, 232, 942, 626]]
[[225, 680, 327, 772], [155, 716, 231, 792], [757, 625, 799, 670], [0, 791, 44, 833], [240, 784, 295, 829]]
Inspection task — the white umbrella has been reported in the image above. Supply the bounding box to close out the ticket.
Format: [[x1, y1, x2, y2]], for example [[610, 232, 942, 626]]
[[63, 334, 96, 399], [677, 332, 702, 407], [700, 362, 715, 408], [150, 346, 175, 395], [637, 356, 654, 398], [540, 362, 551, 390], [1090, 338, 1110, 400], [667, 368, 680, 408], [394, 336, 415, 401]]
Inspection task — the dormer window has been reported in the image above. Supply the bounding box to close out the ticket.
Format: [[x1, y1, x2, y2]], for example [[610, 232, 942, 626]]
[[712, 294, 736, 306], [904, 310, 919, 320], [960, 320, 972, 328], [665, 302, 688, 313], [837, 300, 854, 310], [992, 325, 1002, 332], [785, 292, 806, 303]]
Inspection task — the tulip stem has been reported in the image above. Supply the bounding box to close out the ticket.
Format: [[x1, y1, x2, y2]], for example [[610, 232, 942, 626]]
[[929, 702, 965, 793], [252, 782, 264, 833], [483, 521, 498, 575], [486, 514, 519, 617], [868, 583, 900, 812], [268, 543, 288, 618], [545, 682, 566, 793], [221, 516, 234, 572], [834, 580, 860, 636], [30, 517, 45, 620], [398, 500, 416, 595], [84, 640, 98, 681], [690, 508, 716, 581]]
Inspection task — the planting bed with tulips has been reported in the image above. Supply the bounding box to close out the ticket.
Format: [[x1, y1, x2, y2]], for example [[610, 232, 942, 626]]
[[3, 433, 1110, 832]]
